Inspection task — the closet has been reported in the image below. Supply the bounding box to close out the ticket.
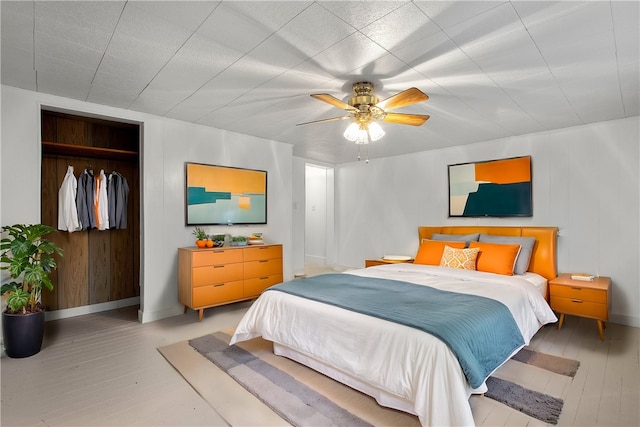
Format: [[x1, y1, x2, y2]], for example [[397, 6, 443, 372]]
[[40, 110, 140, 311]]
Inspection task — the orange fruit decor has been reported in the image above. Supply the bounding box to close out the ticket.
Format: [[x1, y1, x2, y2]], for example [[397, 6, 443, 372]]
[[205, 240, 214, 248]]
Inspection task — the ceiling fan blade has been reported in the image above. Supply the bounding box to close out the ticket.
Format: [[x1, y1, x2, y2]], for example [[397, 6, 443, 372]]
[[382, 113, 430, 126], [296, 116, 353, 126], [376, 87, 429, 111], [311, 94, 358, 112]]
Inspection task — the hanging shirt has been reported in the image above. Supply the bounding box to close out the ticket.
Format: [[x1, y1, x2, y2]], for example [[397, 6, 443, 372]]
[[97, 169, 110, 230], [77, 169, 97, 230], [108, 172, 129, 229], [58, 165, 81, 232]]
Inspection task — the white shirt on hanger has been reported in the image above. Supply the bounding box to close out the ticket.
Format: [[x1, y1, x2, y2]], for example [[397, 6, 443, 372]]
[[58, 165, 81, 232]]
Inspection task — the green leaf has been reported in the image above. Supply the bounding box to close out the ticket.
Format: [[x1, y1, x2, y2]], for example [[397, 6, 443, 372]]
[[6, 288, 29, 312]]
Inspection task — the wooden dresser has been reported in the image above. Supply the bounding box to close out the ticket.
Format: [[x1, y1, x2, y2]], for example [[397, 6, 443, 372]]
[[178, 244, 283, 321]]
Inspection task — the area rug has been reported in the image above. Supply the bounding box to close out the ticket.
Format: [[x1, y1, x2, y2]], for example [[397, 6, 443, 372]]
[[160, 332, 579, 426]]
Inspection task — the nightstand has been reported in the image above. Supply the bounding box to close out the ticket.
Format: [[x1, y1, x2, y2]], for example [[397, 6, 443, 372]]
[[365, 258, 414, 268], [549, 273, 611, 341]]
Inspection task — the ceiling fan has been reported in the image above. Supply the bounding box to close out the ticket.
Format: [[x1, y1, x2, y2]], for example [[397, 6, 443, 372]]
[[297, 81, 430, 146]]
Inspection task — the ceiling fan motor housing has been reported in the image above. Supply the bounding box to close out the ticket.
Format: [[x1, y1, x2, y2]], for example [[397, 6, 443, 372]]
[[348, 81, 379, 112]]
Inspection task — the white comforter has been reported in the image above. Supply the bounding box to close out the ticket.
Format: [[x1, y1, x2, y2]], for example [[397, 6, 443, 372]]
[[231, 263, 558, 426]]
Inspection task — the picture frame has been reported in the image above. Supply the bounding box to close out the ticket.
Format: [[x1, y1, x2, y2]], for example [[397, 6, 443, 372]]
[[185, 162, 267, 225], [448, 155, 532, 217]]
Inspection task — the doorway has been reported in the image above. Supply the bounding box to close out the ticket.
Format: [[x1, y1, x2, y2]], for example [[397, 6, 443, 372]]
[[304, 164, 335, 269]]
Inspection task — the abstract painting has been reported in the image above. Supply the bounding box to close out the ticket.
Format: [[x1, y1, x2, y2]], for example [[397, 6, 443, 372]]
[[448, 156, 532, 217]]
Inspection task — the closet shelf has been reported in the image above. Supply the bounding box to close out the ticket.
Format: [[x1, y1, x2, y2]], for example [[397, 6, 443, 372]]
[[42, 141, 138, 161]]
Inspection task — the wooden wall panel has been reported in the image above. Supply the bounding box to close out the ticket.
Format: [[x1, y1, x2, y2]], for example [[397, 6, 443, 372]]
[[41, 114, 57, 142], [40, 156, 59, 310], [57, 117, 86, 146], [57, 230, 89, 309], [89, 230, 110, 304], [111, 161, 140, 300]]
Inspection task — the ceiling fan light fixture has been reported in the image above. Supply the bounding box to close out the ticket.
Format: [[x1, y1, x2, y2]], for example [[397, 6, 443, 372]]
[[368, 122, 385, 141], [343, 122, 360, 142], [355, 128, 369, 145]]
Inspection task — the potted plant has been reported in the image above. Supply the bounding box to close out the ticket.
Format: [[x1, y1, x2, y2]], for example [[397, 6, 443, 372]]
[[1, 224, 63, 358], [192, 227, 208, 248], [231, 235, 248, 246], [212, 234, 226, 247]]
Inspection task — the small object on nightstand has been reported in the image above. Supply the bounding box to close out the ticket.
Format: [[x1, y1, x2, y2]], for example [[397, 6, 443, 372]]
[[382, 255, 413, 262], [549, 273, 611, 341], [570, 273, 595, 281]]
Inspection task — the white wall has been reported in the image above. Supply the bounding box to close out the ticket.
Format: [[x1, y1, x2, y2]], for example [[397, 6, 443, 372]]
[[333, 117, 640, 327], [1, 85, 294, 324]]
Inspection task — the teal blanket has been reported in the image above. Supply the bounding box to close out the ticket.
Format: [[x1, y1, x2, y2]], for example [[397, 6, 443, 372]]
[[267, 274, 524, 388]]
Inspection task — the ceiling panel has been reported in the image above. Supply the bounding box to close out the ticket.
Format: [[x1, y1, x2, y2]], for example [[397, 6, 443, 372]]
[[414, 1, 505, 29], [0, 0, 637, 164], [360, 2, 441, 50]]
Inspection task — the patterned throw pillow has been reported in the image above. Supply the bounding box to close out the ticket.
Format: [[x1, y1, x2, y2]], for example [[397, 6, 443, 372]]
[[439, 245, 480, 270]]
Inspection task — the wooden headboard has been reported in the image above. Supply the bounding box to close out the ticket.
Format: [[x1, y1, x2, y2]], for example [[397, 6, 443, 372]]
[[418, 226, 558, 281]]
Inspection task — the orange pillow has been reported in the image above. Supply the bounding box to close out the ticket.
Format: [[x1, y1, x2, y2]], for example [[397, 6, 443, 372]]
[[469, 242, 521, 276], [415, 240, 466, 265]]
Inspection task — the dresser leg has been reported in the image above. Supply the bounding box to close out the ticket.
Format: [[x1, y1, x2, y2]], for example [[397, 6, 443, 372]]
[[597, 320, 605, 341], [198, 309, 204, 322], [557, 313, 565, 330], [183, 305, 188, 314]]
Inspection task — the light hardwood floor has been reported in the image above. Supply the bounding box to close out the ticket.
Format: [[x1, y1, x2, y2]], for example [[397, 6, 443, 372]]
[[2, 266, 639, 426]]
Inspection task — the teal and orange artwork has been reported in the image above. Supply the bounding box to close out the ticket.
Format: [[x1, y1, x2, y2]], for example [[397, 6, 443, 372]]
[[449, 156, 532, 217]]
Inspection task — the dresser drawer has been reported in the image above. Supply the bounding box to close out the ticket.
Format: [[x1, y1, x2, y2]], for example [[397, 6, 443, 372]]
[[192, 280, 243, 307], [243, 245, 282, 262], [551, 296, 608, 320], [244, 258, 283, 279], [549, 284, 606, 303], [192, 263, 243, 287], [192, 249, 243, 267], [244, 275, 283, 298]]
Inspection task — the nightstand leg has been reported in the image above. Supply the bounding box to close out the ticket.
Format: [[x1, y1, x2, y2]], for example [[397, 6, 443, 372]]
[[597, 320, 605, 341], [198, 309, 204, 322], [557, 313, 565, 330]]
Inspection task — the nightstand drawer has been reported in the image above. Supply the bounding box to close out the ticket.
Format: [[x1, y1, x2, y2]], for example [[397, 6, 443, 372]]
[[551, 296, 607, 320], [549, 284, 606, 303]]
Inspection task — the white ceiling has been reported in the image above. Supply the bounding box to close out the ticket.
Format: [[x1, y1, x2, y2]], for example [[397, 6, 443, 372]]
[[2, 1, 638, 164]]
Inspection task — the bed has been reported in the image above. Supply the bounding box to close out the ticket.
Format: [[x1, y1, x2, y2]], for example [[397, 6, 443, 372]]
[[231, 226, 559, 426]]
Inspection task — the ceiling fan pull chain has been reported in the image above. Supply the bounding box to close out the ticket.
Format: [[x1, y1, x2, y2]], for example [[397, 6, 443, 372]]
[[356, 145, 370, 163]]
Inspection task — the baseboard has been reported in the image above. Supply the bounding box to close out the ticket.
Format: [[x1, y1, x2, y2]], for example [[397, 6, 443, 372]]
[[305, 255, 325, 264], [610, 313, 640, 328], [44, 297, 140, 322]]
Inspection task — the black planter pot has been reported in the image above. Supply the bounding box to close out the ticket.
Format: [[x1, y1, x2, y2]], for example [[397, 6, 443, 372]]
[[2, 310, 45, 358]]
